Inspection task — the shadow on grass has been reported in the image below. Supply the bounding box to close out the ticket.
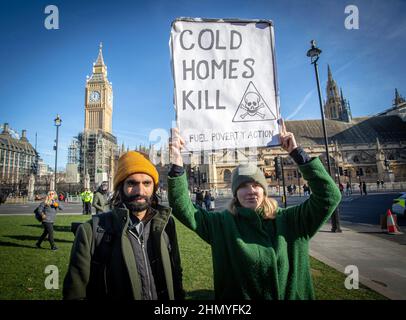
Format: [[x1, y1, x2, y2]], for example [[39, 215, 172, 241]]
[[5, 235, 73, 243], [186, 289, 215, 300], [0, 240, 42, 249], [23, 224, 74, 233]]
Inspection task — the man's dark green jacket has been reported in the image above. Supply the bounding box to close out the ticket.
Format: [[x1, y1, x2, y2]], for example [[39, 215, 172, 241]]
[[168, 158, 341, 300], [63, 205, 184, 300]]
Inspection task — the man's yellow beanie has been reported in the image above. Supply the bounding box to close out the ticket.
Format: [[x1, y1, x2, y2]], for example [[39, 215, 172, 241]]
[[113, 151, 159, 190]]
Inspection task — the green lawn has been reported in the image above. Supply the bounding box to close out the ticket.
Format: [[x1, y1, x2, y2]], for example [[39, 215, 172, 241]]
[[0, 215, 386, 300]]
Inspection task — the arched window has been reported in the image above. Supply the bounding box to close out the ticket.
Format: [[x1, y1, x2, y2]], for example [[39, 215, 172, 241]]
[[353, 155, 359, 163], [224, 169, 232, 183]]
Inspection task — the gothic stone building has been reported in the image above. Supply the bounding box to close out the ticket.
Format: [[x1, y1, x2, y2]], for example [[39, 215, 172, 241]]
[[193, 67, 406, 190], [0, 123, 37, 193]]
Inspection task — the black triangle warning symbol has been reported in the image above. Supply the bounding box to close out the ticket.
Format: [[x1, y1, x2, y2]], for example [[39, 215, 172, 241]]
[[232, 82, 276, 123]]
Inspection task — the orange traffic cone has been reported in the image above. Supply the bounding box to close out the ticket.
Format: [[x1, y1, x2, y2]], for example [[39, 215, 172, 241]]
[[386, 209, 402, 235]]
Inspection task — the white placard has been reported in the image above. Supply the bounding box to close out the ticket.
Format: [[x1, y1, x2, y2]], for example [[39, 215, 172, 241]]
[[170, 18, 281, 152]]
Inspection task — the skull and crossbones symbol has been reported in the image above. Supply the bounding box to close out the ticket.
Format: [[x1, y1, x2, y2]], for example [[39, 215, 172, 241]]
[[240, 92, 265, 119]]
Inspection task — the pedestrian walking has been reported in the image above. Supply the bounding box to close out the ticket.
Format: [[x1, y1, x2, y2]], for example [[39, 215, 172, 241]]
[[195, 188, 204, 207], [346, 182, 352, 196], [92, 181, 110, 214], [63, 151, 184, 300], [168, 121, 341, 300], [35, 190, 62, 250]]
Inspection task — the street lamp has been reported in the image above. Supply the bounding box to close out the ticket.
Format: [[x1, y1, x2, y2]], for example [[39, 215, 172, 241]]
[[54, 114, 62, 193], [306, 40, 342, 233]]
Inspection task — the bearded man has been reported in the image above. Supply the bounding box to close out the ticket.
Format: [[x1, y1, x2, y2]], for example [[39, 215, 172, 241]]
[[63, 151, 184, 300]]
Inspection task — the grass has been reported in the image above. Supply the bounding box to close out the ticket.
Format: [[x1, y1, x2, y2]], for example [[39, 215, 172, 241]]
[[0, 215, 387, 300]]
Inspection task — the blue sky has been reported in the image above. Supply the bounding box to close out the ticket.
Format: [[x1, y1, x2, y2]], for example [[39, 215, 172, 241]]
[[1, 0, 405, 169]]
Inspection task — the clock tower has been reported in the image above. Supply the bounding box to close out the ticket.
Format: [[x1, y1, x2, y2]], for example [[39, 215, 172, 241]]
[[85, 43, 113, 133], [78, 43, 118, 189]]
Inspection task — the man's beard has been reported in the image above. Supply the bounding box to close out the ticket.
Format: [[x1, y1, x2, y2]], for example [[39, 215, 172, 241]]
[[122, 193, 152, 212]]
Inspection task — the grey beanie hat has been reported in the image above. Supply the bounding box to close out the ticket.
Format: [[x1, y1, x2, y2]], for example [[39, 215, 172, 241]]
[[231, 163, 268, 196]]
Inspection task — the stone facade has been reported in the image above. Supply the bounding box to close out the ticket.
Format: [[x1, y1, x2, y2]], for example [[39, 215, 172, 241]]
[[187, 68, 406, 191], [0, 123, 37, 192]]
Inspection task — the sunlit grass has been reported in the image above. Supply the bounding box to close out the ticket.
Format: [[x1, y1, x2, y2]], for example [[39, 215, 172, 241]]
[[0, 215, 386, 300]]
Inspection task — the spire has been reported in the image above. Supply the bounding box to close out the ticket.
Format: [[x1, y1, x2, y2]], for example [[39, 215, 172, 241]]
[[89, 42, 108, 81], [328, 64, 333, 82], [340, 87, 345, 104], [95, 42, 105, 66], [393, 88, 405, 107], [376, 137, 381, 151], [376, 137, 385, 161]]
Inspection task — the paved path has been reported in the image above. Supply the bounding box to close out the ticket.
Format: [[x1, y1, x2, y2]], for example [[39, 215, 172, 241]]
[[310, 222, 406, 300]]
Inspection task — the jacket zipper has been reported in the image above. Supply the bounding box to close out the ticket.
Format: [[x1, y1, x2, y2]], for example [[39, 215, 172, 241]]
[[129, 229, 153, 300], [140, 238, 153, 300]]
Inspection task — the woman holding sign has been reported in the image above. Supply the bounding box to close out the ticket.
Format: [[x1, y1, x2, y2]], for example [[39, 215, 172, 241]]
[[167, 120, 341, 299]]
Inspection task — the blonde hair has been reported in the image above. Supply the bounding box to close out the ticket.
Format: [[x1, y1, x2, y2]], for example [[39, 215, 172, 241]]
[[44, 190, 56, 206], [228, 196, 279, 220]]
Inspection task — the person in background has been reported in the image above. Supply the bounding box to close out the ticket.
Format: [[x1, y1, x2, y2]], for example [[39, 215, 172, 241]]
[[81, 188, 93, 215], [92, 181, 110, 214], [362, 181, 367, 196], [346, 182, 352, 196], [195, 188, 204, 208], [204, 191, 211, 211], [35, 190, 63, 250], [339, 182, 344, 195]]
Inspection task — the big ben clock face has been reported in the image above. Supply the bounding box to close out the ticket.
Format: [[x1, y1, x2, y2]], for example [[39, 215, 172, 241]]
[[89, 91, 100, 102]]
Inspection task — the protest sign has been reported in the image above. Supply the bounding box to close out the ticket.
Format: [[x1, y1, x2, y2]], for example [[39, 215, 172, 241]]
[[170, 18, 281, 152]]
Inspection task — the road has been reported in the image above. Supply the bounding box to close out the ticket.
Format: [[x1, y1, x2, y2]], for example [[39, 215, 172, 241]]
[[0, 202, 85, 215], [1, 192, 405, 244]]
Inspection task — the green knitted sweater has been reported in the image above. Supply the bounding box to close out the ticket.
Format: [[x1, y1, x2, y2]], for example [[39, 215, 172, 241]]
[[167, 158, 341, 300]]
